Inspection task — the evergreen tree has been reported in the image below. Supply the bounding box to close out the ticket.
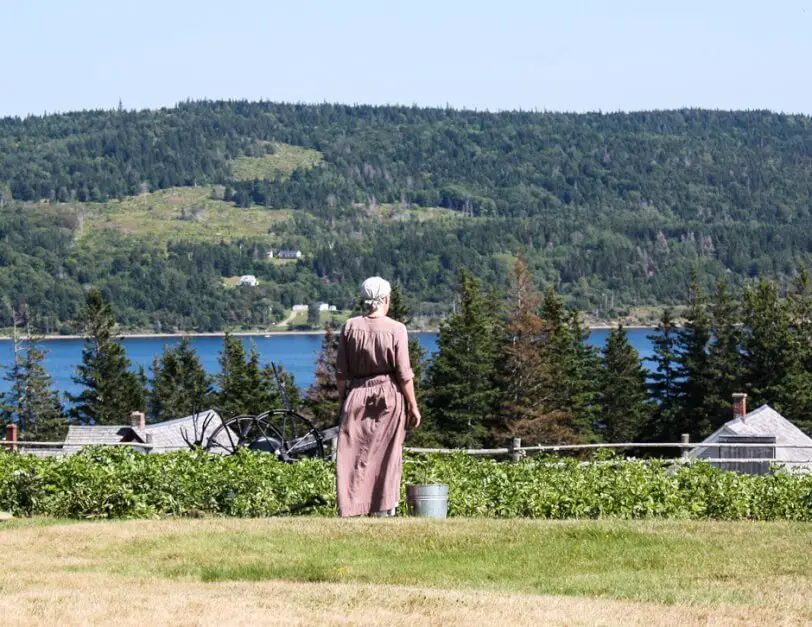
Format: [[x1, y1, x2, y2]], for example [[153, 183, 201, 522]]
[[706, 277, 745, 430], [741, 278, 805, 422], [306, 322, 341, 429], [425, 271, 501, 447], [538, 288, 598, 441], [788, 268, 812, 433], [149, 337, 213, 422], [67, 289, 146, 425], [597, 325, 650, 443], [674, 276, 714, 440], [647, 308, 680, 440], [498, 257, 575, 444], [0, 322, 66, 441], [215, 334, 297, 417]]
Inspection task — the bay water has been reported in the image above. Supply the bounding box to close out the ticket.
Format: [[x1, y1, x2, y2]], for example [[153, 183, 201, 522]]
[[0, 329, 655, 400]]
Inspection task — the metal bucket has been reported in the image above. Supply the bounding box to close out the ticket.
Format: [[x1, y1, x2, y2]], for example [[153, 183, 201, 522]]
[[406, 484, 448, 519]]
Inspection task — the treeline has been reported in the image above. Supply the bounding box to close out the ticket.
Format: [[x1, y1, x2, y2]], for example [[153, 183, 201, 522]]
[[3, 266, 812, 444], [4, 200, 812, 333], [3, 103, 812, 225]]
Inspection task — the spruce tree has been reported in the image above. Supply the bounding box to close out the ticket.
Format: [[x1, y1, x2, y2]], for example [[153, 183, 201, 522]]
[[67, 289, 146, 425], [706, 277, 745, 430], [647, 308, 680, 440], [598, 325, 650, 443], [498, 257, 575, 444], [538, 288, 598, 441], [215, 334, 297, 417], [425, 271, 501, 447], [0, 324, 67, 441], [674, 276, 714, 440], [741, 278, 805, 422], [149, 337, 213, 422], [306, 322, 341, 429]]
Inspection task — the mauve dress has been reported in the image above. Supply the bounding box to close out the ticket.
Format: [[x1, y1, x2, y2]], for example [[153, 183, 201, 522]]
[[335, 315, 414, 517]]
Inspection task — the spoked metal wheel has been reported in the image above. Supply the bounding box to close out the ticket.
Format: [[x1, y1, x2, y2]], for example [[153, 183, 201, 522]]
[[205, 410, 325, 461]]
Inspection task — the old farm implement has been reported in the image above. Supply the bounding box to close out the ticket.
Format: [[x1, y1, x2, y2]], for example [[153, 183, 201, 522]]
[[182, 363, 336, 461]]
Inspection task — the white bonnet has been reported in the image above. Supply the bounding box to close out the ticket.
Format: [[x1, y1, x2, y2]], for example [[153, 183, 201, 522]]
[[360, 276, 391, 309]]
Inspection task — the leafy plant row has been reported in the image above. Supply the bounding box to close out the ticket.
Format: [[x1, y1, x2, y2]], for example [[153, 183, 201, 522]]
[[1, 448, 810, 521]]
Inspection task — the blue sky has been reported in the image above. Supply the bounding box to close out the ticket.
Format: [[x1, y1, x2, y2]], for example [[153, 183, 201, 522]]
[[2, 0, 811, 117]]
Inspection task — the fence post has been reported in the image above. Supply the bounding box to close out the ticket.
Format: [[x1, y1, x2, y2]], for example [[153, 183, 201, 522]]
[[5, 424, 18, 453], [680, 433, 690, 458], [510, 437, 522, 462]]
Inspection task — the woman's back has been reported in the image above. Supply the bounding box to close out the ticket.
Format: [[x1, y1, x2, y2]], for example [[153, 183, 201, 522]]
[[338, 316, 411, 382]]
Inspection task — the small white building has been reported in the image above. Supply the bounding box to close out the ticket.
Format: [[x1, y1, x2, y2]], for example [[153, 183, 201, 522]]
[[328, 305, 338, 312], [688, 394, 812, 473], [316, 302, 330, 312], [292, 304, 309, 312], [276, 249, 303, 260], [239, 275, 259, 287]]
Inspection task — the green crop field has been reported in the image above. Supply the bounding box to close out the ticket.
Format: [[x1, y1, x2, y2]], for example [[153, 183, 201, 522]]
[[1, 518, 809, 625]]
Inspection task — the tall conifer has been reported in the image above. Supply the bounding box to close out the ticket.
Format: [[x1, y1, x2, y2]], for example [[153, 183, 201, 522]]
[[647, 308, 680, 440], [598, 325, 650, 442], [706, 277, 745, 430], [425, 271, 501, 447], [149, 337, 213, 422], [306, 322, 341, 429], [67, 289, 146, 425]]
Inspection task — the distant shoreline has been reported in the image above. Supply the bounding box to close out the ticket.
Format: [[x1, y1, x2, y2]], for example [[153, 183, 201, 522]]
[[0, 325, 658, 341]]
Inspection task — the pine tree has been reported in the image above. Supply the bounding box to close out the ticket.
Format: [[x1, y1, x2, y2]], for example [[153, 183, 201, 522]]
[[706, 277, 745, 430], [306, 322, 341, 429], [674, 276, 714, 440], [647, 308, 680, 440], [425, 271, 501, 447], [149, 337, 213, 422], [498, 257, 575, 444], [67, 289, 146, 425], [0, 320, 66, 441], [597, 325, 650, 443]]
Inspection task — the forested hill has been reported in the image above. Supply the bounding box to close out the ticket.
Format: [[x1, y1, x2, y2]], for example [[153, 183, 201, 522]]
[[1, 102, 812, 332]]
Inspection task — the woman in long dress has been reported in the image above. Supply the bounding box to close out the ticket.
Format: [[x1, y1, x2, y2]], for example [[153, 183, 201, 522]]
[[335, 277, 421, 517]]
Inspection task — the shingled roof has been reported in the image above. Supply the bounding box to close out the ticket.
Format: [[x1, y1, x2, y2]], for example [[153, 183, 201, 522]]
[[689, 404, 812, 470]]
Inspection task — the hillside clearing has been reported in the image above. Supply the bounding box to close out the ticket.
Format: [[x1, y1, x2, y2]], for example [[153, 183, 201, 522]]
[[231, 142, 324, 181], [2, 518, 809, 625], [65, 186, 290, 246]]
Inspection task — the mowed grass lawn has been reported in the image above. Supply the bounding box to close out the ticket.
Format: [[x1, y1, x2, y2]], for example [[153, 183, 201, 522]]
[[2, 518, 810, 626]]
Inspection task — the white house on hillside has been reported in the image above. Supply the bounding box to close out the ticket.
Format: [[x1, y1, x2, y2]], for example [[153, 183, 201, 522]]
[[688, 394, 812, 473], [239, 275, 259, 287]]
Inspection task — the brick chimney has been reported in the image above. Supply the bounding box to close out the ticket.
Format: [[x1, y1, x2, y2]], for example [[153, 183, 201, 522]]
[[5, 423, 18, 452], [130, 411, 146, 430], [732, 393, 747, 420]]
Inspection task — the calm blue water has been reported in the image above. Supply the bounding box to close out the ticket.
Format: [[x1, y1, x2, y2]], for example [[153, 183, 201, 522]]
[[0, 329, 655, 399]]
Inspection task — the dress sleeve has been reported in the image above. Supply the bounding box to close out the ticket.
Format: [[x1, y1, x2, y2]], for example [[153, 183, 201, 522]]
[[394, 324, 414, 385], [336, 325, 348, 380]]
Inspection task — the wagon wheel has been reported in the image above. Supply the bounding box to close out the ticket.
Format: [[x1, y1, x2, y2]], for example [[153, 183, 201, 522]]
[[205, 410, 325, 461]]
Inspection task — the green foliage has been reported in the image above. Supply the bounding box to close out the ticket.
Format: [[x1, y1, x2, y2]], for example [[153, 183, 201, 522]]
[[597, 326, 650, 443], [1, 448, 810, 521], [647, 308, 680, 439], [0, 330, 67, 441], [706, 277, 745, 430], [149, 337, 213, 422], [66, 289, 146, 424], [425, 272, 502, 447], [305, 323, 341, 429], [215, 333, 299, 418]]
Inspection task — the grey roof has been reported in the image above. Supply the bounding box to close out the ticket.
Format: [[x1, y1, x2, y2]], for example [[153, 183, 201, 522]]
[[63, 425, 135, 454], [19, 446, 67, 458], [142, 410, 227, 452], [689, 404, 812, 469], [60, 410, 229, 454]]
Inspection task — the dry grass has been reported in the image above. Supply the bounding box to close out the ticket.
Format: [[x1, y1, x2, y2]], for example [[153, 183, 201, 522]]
[[231, 142, 323, 181], [2, 518, 810, 626]]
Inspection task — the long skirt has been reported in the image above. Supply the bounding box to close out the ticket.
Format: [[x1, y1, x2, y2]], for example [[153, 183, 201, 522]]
[[336, 375, 407, 517]]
